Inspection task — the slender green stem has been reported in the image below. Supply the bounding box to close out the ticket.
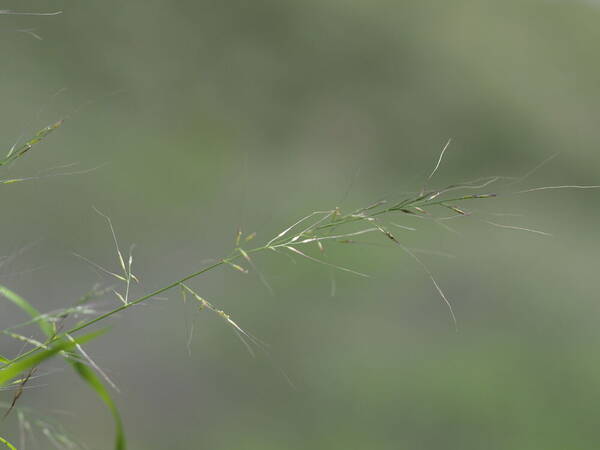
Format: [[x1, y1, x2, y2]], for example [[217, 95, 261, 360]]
[[68, 245, 267, 334], [66, 261, 225, 335], [3, 246, 271, 367]]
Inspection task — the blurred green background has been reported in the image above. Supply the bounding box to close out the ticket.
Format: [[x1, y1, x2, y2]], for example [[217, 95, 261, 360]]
[[2, 1, 600, 449]]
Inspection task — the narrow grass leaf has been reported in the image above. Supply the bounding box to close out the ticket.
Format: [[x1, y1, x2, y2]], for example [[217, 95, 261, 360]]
[[0, 285, 53, 337], [71, 361, 126, 450], [0, 284, 125, 449], [0, 437, 16, 450], [0, 330, 105, 386]]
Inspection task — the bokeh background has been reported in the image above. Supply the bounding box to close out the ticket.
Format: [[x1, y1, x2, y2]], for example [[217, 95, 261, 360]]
[[2, 1, 600, 449]]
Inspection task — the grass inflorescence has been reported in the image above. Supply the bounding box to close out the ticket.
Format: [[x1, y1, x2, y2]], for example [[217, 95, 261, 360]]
[[1, 125, 599, 449]]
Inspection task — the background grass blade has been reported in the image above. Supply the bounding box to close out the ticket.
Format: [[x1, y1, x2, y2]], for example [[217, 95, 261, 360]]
[[0, 120, 63, 167]]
